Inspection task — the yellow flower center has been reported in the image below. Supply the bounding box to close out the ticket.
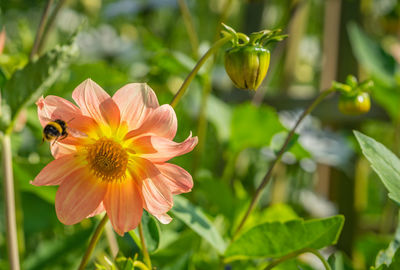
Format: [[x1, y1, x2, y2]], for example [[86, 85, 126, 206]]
[[86, 138, 128, 182]]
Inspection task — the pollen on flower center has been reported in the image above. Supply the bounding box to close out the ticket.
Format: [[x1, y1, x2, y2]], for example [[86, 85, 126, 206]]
[[86, 138, 128, 182]]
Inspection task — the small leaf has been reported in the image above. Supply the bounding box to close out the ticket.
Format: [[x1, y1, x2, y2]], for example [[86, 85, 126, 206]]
[[230, 103, 285, 151], [1, 36, 78, 131], [115, 257, 135, 270], [225, 215, 344, 261], [354, 131, 400, 204], [372, 249, 400, 270], [170, 195, 227, 254], [376, 214, 400, 268]]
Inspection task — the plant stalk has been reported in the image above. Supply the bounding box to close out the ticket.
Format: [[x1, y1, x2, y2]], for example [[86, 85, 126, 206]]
[[233, 88, 335, 239], [170, 35, 232, 108], [105, 221, 119, 258], [37, 0, 68, 55], [264, 248, 331, 270], [30, 0, 53, 60], [138, 222, 152, 269], [178, 0, 199, 58], [2, 135, 20, 270], [78, 215, 108, 270]]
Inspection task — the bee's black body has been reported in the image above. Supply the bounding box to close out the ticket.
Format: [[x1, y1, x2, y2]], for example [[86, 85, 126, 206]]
[[42, 119, 68, 143]]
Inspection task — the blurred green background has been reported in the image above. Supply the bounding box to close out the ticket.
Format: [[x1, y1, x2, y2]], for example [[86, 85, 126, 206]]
[[1, 0, 400, 269]]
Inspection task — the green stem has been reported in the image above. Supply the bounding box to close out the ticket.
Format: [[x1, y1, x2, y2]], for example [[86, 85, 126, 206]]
[[104, 220, 119, 258], [2, 135, 20, 270], [178, 0, 199, 59], [191, 74, 211, 174], [170, 35, 232, 108], [37, 0, 68, 55], [233, 88, 335, 239], [78, 215, 108, 270], [138, 222, 152, 269], [264, 248, 331, 270], [30, 0, 53, 60]]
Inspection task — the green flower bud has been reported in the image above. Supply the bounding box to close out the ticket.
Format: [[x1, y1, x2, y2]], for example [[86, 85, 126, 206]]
[[338, 92, 371, 115], [224, 45, 270, 90]]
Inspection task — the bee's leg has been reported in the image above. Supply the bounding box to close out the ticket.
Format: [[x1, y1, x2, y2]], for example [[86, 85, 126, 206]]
[[52, 139, 58, 146], [60, 134, 68, 141]]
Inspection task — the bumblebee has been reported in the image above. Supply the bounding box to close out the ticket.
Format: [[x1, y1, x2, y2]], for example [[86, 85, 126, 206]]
[[42, 119, 68, 144]]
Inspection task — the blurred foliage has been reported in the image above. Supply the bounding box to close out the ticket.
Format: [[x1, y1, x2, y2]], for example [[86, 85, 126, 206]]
[[2, 0, 400, 269]]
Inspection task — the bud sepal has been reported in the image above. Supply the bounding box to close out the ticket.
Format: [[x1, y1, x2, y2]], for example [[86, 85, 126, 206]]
[[222, 24, 287, 91]]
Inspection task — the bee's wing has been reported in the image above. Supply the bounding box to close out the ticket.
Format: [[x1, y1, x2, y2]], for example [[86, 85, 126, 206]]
[[67, 127, 87, 138], [40, 117, 53, 125]]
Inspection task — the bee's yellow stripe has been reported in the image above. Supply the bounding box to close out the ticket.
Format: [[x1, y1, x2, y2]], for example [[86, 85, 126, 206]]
[[48, 122, 63, 133]]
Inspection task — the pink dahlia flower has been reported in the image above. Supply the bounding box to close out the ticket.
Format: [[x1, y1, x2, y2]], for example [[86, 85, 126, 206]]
[[32, 79, 198, 235]]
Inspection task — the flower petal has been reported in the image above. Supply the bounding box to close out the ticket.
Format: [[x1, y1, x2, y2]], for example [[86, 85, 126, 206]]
[[72, 79, 120, 127], [31, 155, 80, 186], [87, 202, 105, 218], [129, 158, 173, 216], [153, 213, 172, 224], [36, 95, 97, 134], [113, 83, 159, 130], [132, 134, 198, 163], [156, 163, 193, 195], [124, 104, 177, 140], [55, 168, 107, 225], [103, 181, 143, 236], [50, 142, 76, 159]]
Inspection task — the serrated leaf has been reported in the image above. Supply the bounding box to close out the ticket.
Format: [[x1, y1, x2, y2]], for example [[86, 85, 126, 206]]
[[170, 195, 227, 254], [354, 131, 400, 204], [225, 215, 344, 261], [1, 37, 78, 131]]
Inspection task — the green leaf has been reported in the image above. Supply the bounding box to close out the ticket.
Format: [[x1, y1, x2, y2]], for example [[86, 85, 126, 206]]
[[328, 252, 355, 270], [1, 37, 78, 131], [0, 67, 6, 89], [372, 249, 400, 270], [115, 257, 135, 270], [347, 22, 396, 86], [354, 131, 400, 204], [141, 211, 161, 253], [225, 215, 344, 261], [375, 214, 400, 268], [230, 102, 285, 151], [170, 195, 227, 254], [128, 211, 160, 253], [23, 228, 91, 269]]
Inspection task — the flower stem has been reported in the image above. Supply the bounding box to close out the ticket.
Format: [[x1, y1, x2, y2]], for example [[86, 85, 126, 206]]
[[2, 135, 20, 270], [178, 0, 199, 59], [78, 215, 108, 270], [233, 88, 336, 239], [105, 221, 119, 258], [170, 35, 233, 108], [30, 0, 53, 60], [264, 247, 331, 270], [37, 0, 68, 55], [138, 222, 152, 269]]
